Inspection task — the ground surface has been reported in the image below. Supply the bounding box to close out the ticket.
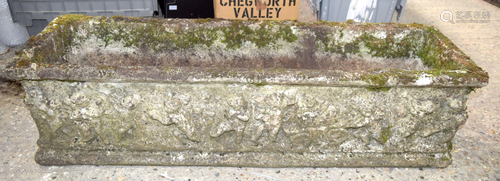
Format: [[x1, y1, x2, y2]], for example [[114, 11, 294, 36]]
[[1, 0, 499, 180]]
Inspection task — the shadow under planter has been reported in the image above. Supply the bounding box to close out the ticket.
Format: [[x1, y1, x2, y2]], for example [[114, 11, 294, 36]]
[[0, 15, 489, 167]]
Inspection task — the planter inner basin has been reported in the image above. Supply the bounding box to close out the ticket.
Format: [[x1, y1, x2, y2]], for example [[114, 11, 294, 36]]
[[0, 15, 488, 167]]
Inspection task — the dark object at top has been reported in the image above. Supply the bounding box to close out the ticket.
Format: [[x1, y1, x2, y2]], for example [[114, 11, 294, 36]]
[[484, 0, 500, 8], [158, 0, 214, 18]]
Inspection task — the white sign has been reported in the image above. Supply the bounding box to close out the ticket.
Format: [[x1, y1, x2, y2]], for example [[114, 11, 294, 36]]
[[169, 5, 178, 11]]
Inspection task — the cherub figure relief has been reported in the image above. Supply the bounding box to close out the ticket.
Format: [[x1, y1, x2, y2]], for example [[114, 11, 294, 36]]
[[210, 94, 250, 144], [147, 92, 202, 143], [248, 93, 295, 143]]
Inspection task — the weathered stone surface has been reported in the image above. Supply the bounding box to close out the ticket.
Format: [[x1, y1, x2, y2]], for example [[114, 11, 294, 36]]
[[0, 15, 488, 87], [24, 81, 466, 167], [1, 15, 489, 167]]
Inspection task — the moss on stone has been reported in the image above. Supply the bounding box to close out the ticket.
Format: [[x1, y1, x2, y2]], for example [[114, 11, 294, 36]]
[[446, 140, 454, 152], [22, 14, 94, 64], [361, 73, 389, 87], [16, 59, 31, 68], [192, 18, 215, 24], [366, 87, 391, 92], [16, 14, 488, 88], [251, 82, 268, 87], [23, 14, 301, 65], [219, 20, 297, 49], [381, 125, 393, 144], [97, 65, 117, 70], [303, 22, 487, 87]]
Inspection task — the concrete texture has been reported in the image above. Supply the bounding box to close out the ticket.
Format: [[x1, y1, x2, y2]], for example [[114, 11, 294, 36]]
[[24, 81, 466, 167], [1, 0, 499, 180]]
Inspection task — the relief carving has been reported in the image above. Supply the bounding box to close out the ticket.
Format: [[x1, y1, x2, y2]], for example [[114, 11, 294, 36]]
[[24, 81, 468, 153], [146, 92, 203, 143], [248, 93, 296, 143], [209, 94, 249, 144], [54, 119, 98, 145]]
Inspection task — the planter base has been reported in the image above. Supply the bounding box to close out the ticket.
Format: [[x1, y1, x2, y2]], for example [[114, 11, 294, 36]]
[[35, 149, 451, 167]]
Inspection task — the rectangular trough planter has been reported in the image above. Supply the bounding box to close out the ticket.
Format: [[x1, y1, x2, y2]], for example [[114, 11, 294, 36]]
[[0, 15, 488, 167]]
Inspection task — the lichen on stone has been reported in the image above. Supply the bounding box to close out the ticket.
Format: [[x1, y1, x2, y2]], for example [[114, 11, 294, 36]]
[[8, 14, 488, 88]]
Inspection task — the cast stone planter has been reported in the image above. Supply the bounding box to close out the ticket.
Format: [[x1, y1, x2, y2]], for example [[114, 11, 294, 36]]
[[0, 15, 489, 167]]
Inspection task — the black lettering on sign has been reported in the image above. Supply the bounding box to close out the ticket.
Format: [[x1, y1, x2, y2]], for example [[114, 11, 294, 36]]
[[266, 7, 272, 18], [251, 8, 257, 18], [246, 0, 253, 6], [229, 0, 290, 19], [220, 0, 227, 6], [242, 8, 249, 18], [234, 8, 241, 18], [259, 8, 265, 18]]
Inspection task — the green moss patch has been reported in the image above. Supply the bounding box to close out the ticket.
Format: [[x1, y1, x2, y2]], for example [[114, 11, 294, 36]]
[[16, 15, 488, 87], [21, 14, 299, 66], [381, 125, 393, 144], [251, 82, 268, 87], [220, 20, 297, 49]]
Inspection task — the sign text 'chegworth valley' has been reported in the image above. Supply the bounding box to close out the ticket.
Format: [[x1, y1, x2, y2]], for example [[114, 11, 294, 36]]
[[219, 0, 297, 18]]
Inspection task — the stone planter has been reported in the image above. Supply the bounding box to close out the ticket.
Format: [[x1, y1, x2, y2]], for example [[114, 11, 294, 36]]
[[0, 15, 488, 167]]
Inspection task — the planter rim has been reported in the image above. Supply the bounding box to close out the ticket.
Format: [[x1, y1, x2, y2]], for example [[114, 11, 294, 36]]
[[1, 65, 487, 87], [0, 15, 489, 88]]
